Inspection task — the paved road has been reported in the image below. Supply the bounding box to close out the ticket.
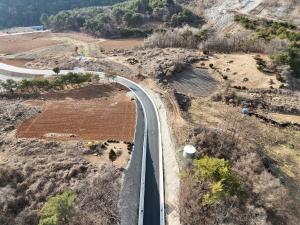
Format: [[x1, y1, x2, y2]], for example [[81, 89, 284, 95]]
[[0, 63, 164, 225], [116, 77, 162, 225]]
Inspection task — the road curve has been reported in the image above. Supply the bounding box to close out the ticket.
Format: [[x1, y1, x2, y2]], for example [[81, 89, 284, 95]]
[[0, 63, 164, 225]]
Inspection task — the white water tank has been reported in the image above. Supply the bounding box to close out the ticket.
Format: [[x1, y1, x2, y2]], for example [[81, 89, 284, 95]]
[[183, 145, 196, 159]]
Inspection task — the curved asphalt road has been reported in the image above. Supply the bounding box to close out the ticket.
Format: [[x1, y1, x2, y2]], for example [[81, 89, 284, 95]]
[[0, 63, 164, 225]]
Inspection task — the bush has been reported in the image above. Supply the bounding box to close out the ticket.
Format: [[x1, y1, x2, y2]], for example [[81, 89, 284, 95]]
[[145, 26, 208, 48], [222, 75, 228, 80], [170, 9, 194, 27], [1, 72, 95, 94], [39, 191, 75, 225], [276, 74, 285, 82], [271, 51, 290, 65], [119, 27, 150, 37], [288, 46, 300, 76], [194, 156, 244, 204], [200, 33, 268, 53]]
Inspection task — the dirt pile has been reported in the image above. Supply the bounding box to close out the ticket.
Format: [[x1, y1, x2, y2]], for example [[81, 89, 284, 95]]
[[27, 56, 133, 77], [123, 48, 204, 78]]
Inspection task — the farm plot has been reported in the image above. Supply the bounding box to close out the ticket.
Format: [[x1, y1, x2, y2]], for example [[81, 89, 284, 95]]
[[0, 32, 59, 55], [169, 68, 218, 97], [16, 84, 136, 141]]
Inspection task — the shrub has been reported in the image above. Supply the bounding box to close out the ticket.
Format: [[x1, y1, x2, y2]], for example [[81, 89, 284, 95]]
[[170, 9, 194, 27], [222, 75, 228, 80], [288, 46, 300, 76], [39, 191, 75, 225], [275, 74, 285, 82], [109, 149, 117, 165], [13, 72, 94, 94], [145, 26, 208, 48], [53, 67, 60, 75], [194, 156, 244, 205], [270, 51, 290, 65]]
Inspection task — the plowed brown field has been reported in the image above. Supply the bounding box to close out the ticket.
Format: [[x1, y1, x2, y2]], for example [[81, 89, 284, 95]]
[[16, 84, 136, 141]]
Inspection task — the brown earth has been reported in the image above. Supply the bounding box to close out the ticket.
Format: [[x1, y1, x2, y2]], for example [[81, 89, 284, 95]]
[[16, 84, 136, 142], [0, 32, 97, 55], [199, 53, 282, 89], [85, 142, 129, 168], [0, 32, 60, 54], [98, 38, 144, 51]]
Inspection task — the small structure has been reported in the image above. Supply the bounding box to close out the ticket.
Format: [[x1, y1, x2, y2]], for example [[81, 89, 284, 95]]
[[183, 145, 196, 159], [242, 107, 249, 115], [31, 25, 44, 31]]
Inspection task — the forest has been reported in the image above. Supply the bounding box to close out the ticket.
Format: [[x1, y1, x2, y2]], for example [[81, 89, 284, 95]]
[[0, 0, 125, 28], [42, 0, 200, 38]]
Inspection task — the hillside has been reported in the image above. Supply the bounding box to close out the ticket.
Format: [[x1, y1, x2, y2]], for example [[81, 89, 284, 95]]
[[42, 0, 202, 38], [0, 0, 125, 28], [183, 0, 300, 31]]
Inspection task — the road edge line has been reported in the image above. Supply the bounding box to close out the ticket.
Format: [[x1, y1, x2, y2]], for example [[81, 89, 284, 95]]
[[117, 78, 148, 225], [117, 77, 165, 225]]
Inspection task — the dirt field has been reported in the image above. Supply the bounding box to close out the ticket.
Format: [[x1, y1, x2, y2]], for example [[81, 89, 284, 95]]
[[98, 38, 144, 51], [16, 84, 136, 142], [85, 142, 129, 168], [198, 53, 282, 89], [0, 32, 97, 55], [0, 32, 60, 55], [270, 112, 300, 124]]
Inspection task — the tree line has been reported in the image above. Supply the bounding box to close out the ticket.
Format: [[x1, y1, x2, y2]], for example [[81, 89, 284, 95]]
[[42, 0, 201, 38], [0, 72, 96, 94]]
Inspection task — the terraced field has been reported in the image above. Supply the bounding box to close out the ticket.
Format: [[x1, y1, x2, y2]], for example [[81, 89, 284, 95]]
[[169, 68, 218, 97]]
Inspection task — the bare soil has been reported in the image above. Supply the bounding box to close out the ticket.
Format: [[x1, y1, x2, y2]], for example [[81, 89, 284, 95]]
[[196, 53, 282, 89], [269, 113, 300, 124], [16, 84, 136, 142], [0, 33, 60, 55], [85, 142, 129, 168], [98, 38, 144, 51]]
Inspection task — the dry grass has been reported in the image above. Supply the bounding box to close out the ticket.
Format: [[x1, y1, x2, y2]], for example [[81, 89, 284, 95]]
[[196, 53, 282, 89], [188, 98, 300, 220], [98, 38, 144, 51], [0, 99, 123, 225]]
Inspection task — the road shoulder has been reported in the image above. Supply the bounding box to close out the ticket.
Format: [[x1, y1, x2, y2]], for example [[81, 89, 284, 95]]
[[143, 85, 181, 225]]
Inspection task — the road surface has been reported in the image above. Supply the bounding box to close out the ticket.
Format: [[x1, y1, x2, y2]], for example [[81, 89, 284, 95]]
[[0, 63, 164, 225], [0, 30, 50, 37]]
